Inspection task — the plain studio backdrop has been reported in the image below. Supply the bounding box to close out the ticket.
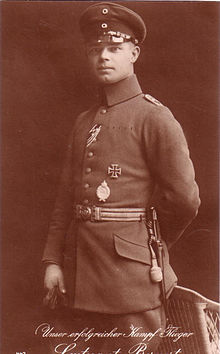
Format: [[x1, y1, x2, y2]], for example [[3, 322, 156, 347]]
[[1, 1, 219, 353]]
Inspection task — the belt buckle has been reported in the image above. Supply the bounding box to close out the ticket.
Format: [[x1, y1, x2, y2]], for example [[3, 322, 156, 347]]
[[76, 205, 92, 221], [75, 205, 100, 221]]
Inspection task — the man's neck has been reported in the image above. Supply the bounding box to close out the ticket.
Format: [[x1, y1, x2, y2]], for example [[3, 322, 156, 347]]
[[100, 74, 142, 107]]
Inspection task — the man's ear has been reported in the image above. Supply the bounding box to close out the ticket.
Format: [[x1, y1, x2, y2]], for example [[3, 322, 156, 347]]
[[131, 45, 140, 63]]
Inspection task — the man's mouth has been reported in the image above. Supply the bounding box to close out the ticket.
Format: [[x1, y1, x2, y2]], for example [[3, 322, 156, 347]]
[[97, 66, 114, 71]]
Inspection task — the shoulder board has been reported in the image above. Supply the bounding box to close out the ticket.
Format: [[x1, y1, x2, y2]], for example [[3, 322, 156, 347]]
[[144, 94, 163, 106]]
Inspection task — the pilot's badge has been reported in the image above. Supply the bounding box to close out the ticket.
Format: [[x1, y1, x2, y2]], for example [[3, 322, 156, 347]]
[[96, 180, 110, 202], [87, 124, 102, 147]]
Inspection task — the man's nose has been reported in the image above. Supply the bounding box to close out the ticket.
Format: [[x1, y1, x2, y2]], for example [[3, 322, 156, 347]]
[[99, 47, 110, 60]]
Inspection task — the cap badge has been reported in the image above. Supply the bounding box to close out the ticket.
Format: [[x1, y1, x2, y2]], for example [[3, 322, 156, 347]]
[[86, 124, 102, 147], [108, 164, 121, 179], [96, 180, 110, 202]]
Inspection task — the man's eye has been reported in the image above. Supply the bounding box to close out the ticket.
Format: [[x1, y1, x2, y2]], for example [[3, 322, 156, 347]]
[[110, 46, 121, 52], [88, 47, 100, 55]]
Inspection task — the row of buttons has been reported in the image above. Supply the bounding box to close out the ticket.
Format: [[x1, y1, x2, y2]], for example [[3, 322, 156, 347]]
[[83, 103, 106, 204], [84, 159, 92, 190], [84, 144, 94, 203]]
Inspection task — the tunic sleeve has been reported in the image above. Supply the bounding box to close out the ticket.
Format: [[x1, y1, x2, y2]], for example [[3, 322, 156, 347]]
[[143, 106, 200, 248], [42, 129, 75, 265]]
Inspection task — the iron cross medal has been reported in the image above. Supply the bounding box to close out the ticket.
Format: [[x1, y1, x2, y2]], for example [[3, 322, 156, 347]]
[[108, 164, 122, 179]]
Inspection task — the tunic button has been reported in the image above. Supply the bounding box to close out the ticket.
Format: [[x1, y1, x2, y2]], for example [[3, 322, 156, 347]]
[[84, 183, 90, 189], [88, 151, 94, 158], [83, 199, 89, 205], [100, 108, 107, 114], [86, 167, 92, 173]]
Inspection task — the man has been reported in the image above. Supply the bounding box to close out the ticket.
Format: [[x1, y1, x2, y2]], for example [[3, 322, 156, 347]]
[[42, 2, 200, 352]]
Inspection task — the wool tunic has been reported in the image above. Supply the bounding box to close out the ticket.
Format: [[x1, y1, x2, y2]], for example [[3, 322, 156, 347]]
[[43, 74, 200, 314]]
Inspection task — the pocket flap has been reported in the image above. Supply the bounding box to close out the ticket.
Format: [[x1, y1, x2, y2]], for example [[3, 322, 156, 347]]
[[114, 233, 151, 265]]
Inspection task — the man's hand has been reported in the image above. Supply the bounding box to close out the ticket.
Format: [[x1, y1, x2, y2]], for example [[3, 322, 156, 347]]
[[43, 264, 67, 308], [44, 264, 66, 293]]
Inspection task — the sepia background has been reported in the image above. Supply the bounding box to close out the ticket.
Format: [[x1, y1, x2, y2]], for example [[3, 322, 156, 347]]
[[1, 1, 219, 352]]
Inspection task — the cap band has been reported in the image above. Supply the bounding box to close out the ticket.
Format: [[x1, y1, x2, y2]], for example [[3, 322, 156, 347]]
[[103, 31, 138, 44], [88, 31, 138, 44]]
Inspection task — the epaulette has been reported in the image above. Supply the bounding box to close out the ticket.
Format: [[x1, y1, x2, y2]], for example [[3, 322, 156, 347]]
[[144, 94, 163, 106]]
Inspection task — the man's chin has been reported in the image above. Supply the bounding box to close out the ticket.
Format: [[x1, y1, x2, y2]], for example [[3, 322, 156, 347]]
[[95, 73, 131, 85], [96, 74, 115, 85]]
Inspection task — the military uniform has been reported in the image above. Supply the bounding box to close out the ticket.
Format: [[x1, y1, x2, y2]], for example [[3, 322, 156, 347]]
[[42, 3, 200, 352]]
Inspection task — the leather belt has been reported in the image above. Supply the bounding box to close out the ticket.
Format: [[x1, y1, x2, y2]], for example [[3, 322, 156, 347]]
[[75, 205, 146, 222]]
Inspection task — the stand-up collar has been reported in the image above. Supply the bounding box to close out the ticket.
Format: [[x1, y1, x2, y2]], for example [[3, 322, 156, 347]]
[[103, 74, 142, 107]]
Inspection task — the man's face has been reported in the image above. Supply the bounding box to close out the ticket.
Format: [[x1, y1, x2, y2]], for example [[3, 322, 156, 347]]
[[86, 41, 140, 85]]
